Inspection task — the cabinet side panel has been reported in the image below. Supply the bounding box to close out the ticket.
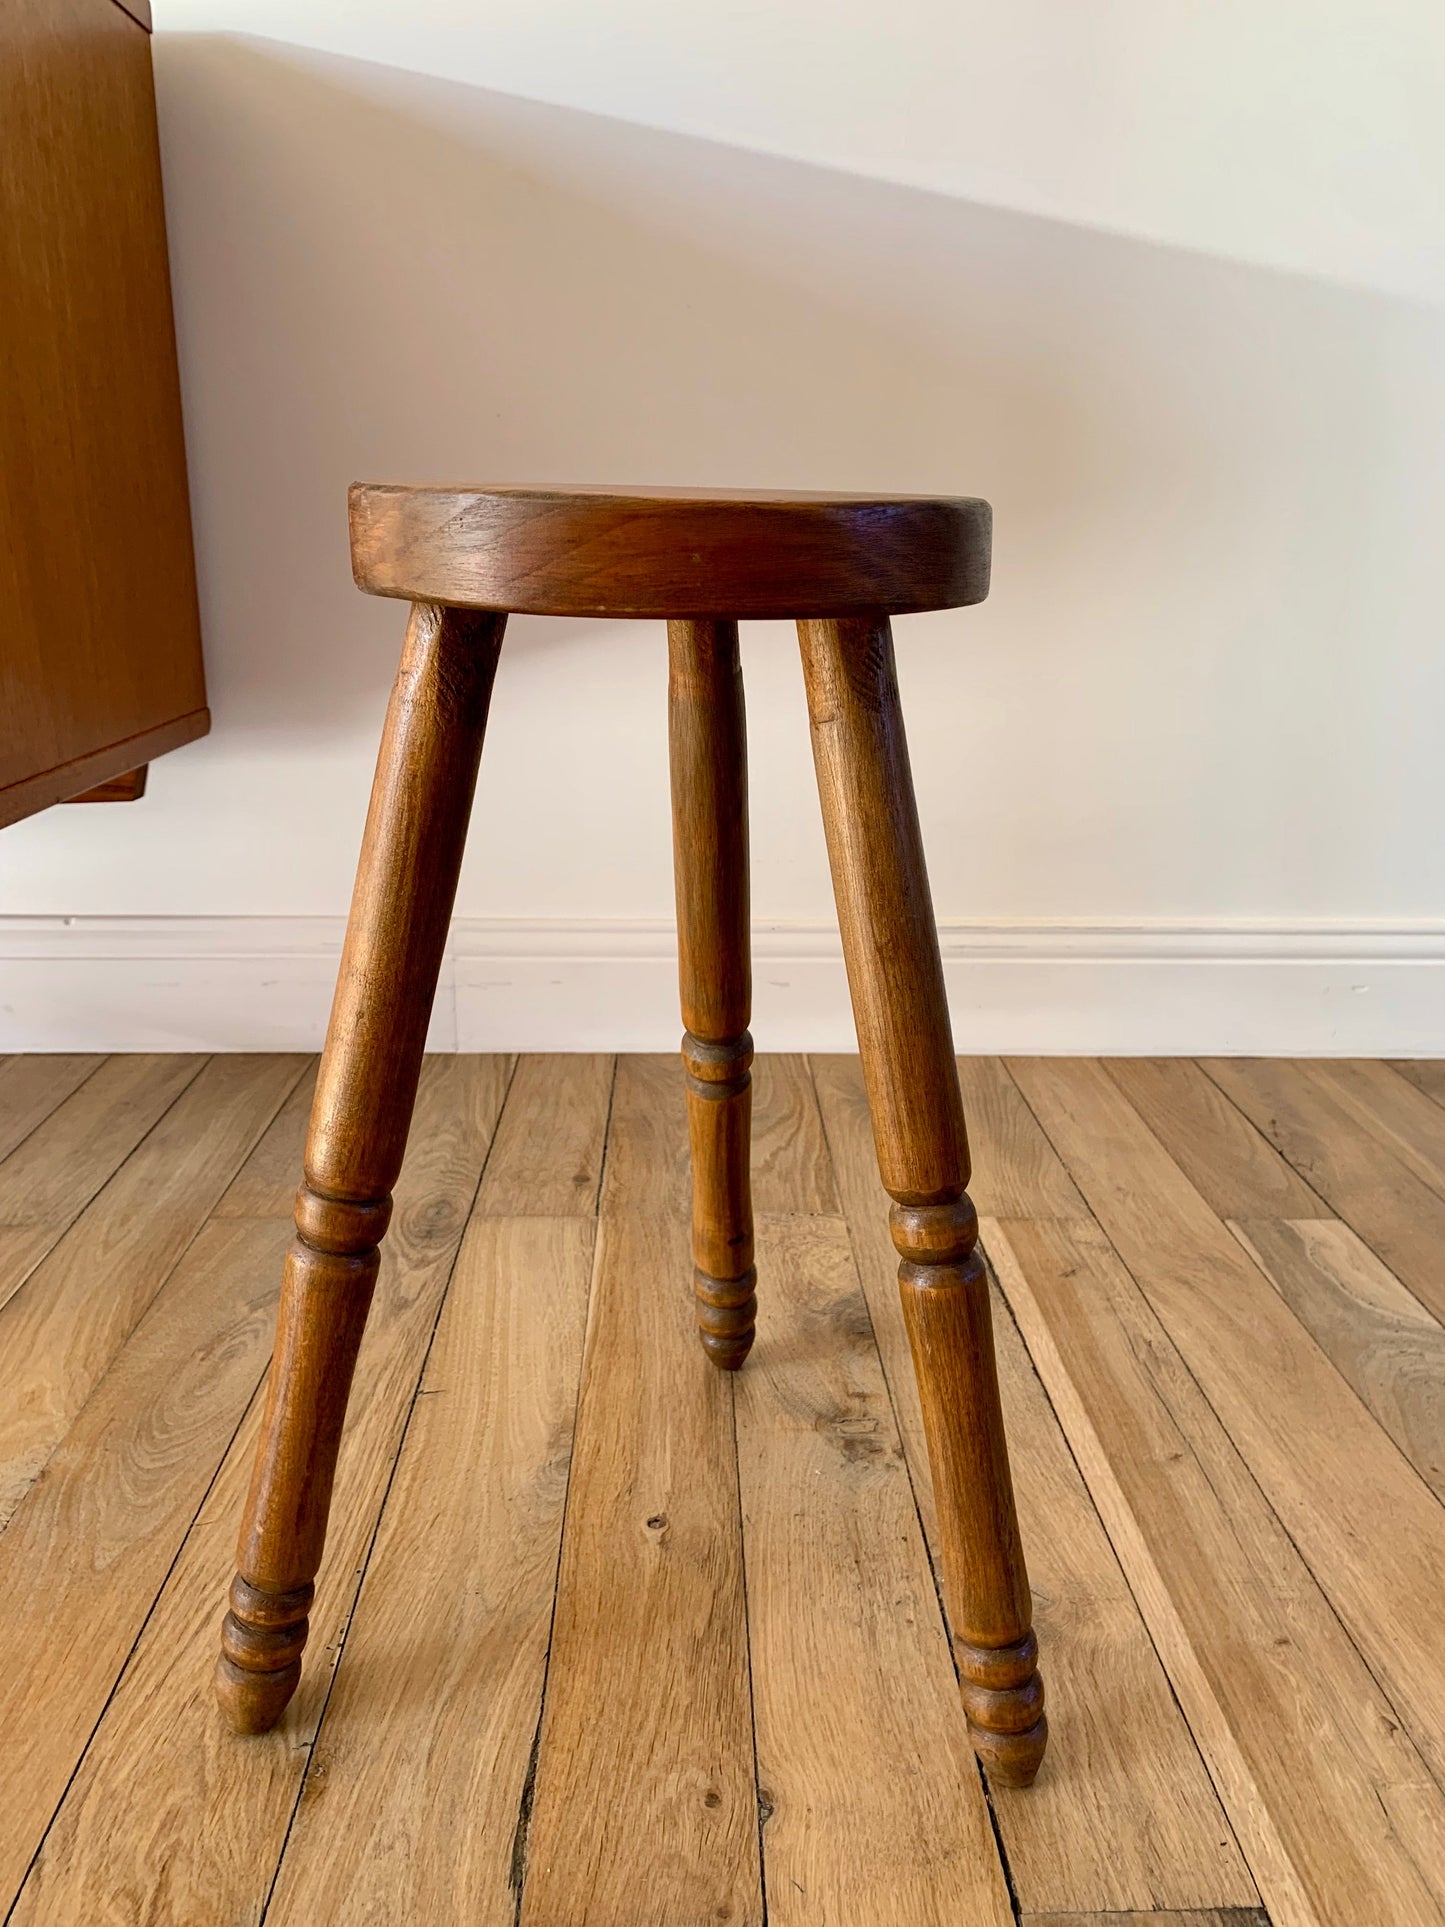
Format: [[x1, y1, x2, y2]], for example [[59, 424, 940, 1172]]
[[0, 0, 206, 800]]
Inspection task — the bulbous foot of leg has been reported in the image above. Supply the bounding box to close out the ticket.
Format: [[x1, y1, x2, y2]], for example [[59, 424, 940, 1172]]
[[700, 1328, 754, 1371], [968, 1711, 1048, 1786], [694, 1265, 757, 1371], [214, 1651, 301, 1734], [215, 1576, 313, 1736], [957, 1631, 1048, 1786]]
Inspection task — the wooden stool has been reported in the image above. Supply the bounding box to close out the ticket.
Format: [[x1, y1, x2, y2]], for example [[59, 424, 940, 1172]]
[[215, 485, 1048, 1786]]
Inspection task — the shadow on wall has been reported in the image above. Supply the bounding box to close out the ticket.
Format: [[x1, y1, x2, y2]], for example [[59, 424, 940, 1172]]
[[135, 34, 1444, 917], [156, 34, 1088, 730]]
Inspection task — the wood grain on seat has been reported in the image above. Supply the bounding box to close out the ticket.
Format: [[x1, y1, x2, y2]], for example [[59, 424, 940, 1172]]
[[349, 484, 990, 618]]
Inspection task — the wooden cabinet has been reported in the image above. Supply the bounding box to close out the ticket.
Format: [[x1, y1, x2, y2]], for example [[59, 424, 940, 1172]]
[[0, 0, 208, 828]]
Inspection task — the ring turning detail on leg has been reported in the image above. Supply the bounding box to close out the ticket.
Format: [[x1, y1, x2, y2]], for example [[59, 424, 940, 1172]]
[[217, 484, 1044, 1787]]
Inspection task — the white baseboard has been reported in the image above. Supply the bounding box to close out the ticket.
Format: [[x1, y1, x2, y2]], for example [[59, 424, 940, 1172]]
[[1, 915, 1443, 1055]]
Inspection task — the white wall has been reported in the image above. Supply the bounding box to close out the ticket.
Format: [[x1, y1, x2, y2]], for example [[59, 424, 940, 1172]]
[[3, 3, 1444, 1050]]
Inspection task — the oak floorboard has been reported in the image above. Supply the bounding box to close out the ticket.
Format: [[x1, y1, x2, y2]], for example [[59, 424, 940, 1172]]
[[736, 1212, 1013, 1926], [0, 1054, 306, 1526], [1010, 1056, 1445, 1795], [1023, 1911, 1270, 1926], [12, 1049, 1445, 1921], [9, 1054, 513, 1927], [474, 1051, 613, 1217], [266, 1215, 596, 1926], [957, 1054, 1092, 1219], [517, 1056, 762, 1927], [0, 1213, 293, 1917], [1201, 1056, 1445, 1324], [1300, 1058, 1445, 1199], [1104, 1056, 1324, 1218], [0, 1053, 205, 1313], [0, 1052, 102, 1163], [1389, 1059, 1445, 1109], [990, 1213, 1445, 1927], [211, 1060, 318, 1218], [752, 1053, 839, 1214], [1230, 1217, 1445, 1502], [811, 1053, 1257, 1918]]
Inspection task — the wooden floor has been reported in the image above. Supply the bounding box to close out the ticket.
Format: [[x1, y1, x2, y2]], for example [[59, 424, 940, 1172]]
[[1, 1053, 1444, 1926]]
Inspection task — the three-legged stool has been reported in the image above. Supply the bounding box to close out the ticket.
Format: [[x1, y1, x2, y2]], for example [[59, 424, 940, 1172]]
[[215, 484, 1047, 1786]]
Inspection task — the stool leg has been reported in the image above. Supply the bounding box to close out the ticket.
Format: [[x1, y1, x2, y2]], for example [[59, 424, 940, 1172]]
[[668, 618, 755, 1370], [215, 601, 506, 1734], [797, 614, 1047, 1786]]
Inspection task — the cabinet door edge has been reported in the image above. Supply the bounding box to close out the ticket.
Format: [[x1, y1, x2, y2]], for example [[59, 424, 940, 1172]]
[[0, 708, 208, 828]]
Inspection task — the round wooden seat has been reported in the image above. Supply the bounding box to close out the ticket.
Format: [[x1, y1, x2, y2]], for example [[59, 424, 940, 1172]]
[[349, 483, 991, 619]]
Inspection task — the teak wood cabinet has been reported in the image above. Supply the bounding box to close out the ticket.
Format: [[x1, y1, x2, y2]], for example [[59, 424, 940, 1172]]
[[0, 0, 208, 829]]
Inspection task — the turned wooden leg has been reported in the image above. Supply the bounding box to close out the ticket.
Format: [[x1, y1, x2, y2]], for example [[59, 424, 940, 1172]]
[[797, 614, 1046, 1786], [215, 601, 506, 1735], [668, 618, 755, 1370]]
